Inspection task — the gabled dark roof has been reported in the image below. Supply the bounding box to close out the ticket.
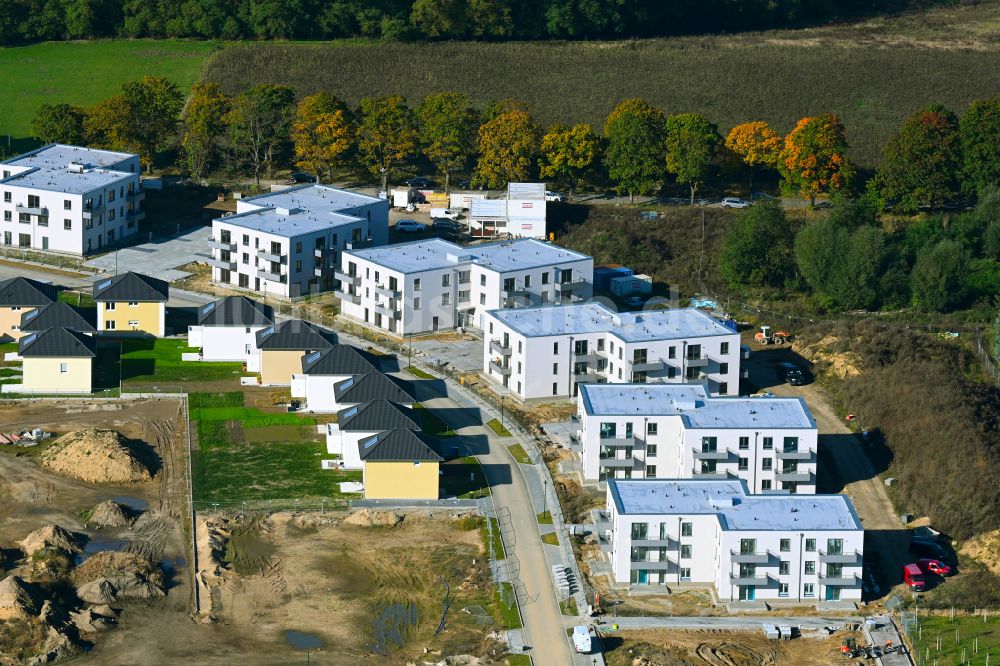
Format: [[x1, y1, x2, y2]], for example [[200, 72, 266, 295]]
[[334, 373, 416, 404], [358, 429, 443, 462], [198, 296, 274, 327], [0, 277, 57, 307], [301, 344, 381, 375], [338, 400, 422, 432], [256, 320, 336, 351], [93, 272, 169, 302], [20, 302, 96, 333], [19, 327, 96, 358]]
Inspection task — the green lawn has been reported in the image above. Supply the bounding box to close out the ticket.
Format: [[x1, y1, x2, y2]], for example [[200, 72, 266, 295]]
[[403, 365, 435, 380], [537, 511, 553, 525], [495, 582, 522, 630], [507, 443, 531, 464], [541, 532, 559, 546], [0, 40, 218, 143], [121, 338, 245, 384], [911, 613, 1000, 666], [479, 517, 506, 561], [57, 291, 95, 308], [487, 419, 512, 438], [560, 597, 578, 616], [505, 655, 531, 666]]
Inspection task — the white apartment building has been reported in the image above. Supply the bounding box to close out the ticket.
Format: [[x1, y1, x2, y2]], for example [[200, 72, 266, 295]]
[[210, 184, 389, 298], [468, 182, 547, 238], [337, 238, 592, 336], [578, 384, 817, 493], [483, 303, 740, 400], [0, 144, 143, 255], [604, 479, 863, 605]]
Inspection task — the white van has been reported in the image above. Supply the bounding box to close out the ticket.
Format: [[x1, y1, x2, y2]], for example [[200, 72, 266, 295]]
[[572, 625, 592, 653], [430, 208, 461, 220]]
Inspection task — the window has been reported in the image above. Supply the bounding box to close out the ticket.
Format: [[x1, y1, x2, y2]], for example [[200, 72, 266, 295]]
[[784, 437, 799, 453], [739, 436, 749, 450], [805, 538, 816, 552], [780, 539, 790, 552], [646, 444, 657, 457], [779, 583, 789, 598], [541, 271, 549, 285], [479, 293, 486, 305], [680, 568, 691, 581], [680, 545, 692, 559], [458, 269, 470, 284], [552, 363, 558, 375], [441, 274, 450, 287], [681, 522, 692, 537], [719, 362, 729, 374], [762, 437, 773, 450], [597, 338, 605, 351], [2, 192, 8, 203], [645, 465, 656, 477], [108, 208, 115, 221], [761, 480, 772, 490], [295, 241, 302, 253], [668, 367, 677, 378], [719, 382, 728, 394], [524, 274, 531, 288], [3, 211, 9, 221], [647, 422, 658, 435], [517, 341, 522, 353], [413, 297, 420, 310], [441, 293, 450, 305], [826, 538, 843, 554], [19, 213, 30, 224], [630, 523, 648, 539], [761, 458, 773, 471], [804, 561, 816, 575], [106, 302, 116, 311], [721, 342, 730, 355], [552, 382, 558, 396], [295, 260, 302, 272], [738, 457, 749, 471], [803, 583, 815, 597], [59, 362, 68, 374], [108, 189, 115, 202], [630, 547, 649, 562], [128, 301, 138, 307], [479, 274, 486, 286], [779, 560, 790, 575], [553, 342, 559, 354], [458, 289, 470, 303], [413, 278, 421, 291], [668, 346, 676, 359], [105, 321, 116, 330], [64, 219, 71, 230]]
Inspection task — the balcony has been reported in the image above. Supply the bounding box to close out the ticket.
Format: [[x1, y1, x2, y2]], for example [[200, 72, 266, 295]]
[[776, 449, 814, 461], [693, 448, 731, 461], [731, 550, 772, 565], [314, 267, 323, 277], [256, 268, 286, 283], [730, 574, 772, 586], [314, 247, 324, 258], [334, 289, 360, 304], [601, 436, 642, 449], [82, 205, 104, 220], [373, 303, 400, 320], [574, 351, 604, 364], [490, 339, 512, 356], [632, 537, 678, 549], [334, 271, 360, 285], [684, 354, 709, 368], [692, 467, 730, 480], [209, 238, 236, 252], [819, 550, 861, 564], [256, 248, 286, 264], [16, 203, 48, 217], [554, 277, 587, 292], [207, 257, 236, 271], [630, 560, 676, 571], [374, 284, 401, 299], [819, 575, 859, 586], [345, 238, 372, 250], [489, 360, 511, 376], [775, 471, 814, 483], [632, 359, 665, 372], [600, 457, 639, 469]]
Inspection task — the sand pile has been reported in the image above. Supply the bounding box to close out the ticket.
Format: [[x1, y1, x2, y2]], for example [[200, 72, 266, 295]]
[[18, 524, 84, 557], [344, 508, 404, 527], [88, 500, 134, 528], [42, 429, 154, 484], [72, 552, 165, 604], [0, 575, 37, 620]]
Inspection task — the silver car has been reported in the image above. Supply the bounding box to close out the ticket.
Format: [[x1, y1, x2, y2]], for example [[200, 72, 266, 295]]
[[722, 197, 751, 209]]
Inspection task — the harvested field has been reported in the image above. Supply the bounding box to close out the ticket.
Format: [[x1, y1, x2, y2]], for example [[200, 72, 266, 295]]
[[42, 429, 157, 485]]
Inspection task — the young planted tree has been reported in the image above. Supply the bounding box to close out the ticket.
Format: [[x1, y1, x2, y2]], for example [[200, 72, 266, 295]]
[[724, 120, 782, 191], [873, 104, 962, 213], [181, 83, 231, 181], [719, 202, 795, 289], [357, 95, 419, 194], [664, 113, 720, 205], [225, 84, 296, 186], [779, 113, 854, 206], [603, 98, 665, 201], [472, 107, 537, 189], [537, 123, 600, 195], [416, 91, 478, 192], [960, 96, 1000, 195], [30, 103, 87, 145], [291, 92, 353, 182]]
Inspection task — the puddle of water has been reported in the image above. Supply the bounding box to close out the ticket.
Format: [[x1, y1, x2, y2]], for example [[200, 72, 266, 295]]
[[75, 535, 129, 565], [284, 630, 325, 650], [161, 557, 187, 575], [112, 496, 149, 512]]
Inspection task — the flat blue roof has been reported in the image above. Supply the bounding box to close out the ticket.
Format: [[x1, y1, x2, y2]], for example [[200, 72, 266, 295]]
[[1, 144, 136, 194], [217, 207, 363, 236], [609, 479, 861, 531], [3, 144, 135, 170], [217, 184, 385, 237], [346, 237, 590, 275], [580, 384, 815, 430], [488, 303, 735, 342], [241, 183, 383, 211]]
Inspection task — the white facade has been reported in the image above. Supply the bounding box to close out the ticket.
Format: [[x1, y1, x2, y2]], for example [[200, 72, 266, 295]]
[[338, 238, 593, 336], [321, 422, 370, 469], [210, 184, 389, 298], [605, 479, 863, 606], [468, 182, 547, 239], [291, 372, 355, 412], [578, 384, 817, 493], [188, 325, 267, 363], [483, 304, 740, 400], [0, 144, 143, 255]]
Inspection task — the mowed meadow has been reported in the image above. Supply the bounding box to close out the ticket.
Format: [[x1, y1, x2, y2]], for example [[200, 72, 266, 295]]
[[203, 36, 1000, 167]]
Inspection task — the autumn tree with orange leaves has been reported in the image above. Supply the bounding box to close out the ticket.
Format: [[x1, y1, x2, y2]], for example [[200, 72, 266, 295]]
[[725, 120, 782, 190], [778, 114, 854, 206]]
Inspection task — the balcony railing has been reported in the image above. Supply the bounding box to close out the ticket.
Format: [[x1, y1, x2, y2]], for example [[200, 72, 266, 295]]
[[257, 249, 286, 264], [573, 351, 604, 364], [314, 247, 324, 258], [600, 436, 642, 449], [553, 277, 587, 292], [313, 267, 324, 277], [629, 560, 676, 571], [207, 257, 236, 271], [490, 339, 512, 356], [632, 537, 679, 549], [692, 467, 730, 480], [819, 550, 861, 564], [730, 574, 772, 586], [731, 550, 772, 564], [632, 358, 665, 372], [256, 268, 286, 283], [209, 238, 236, 251], [127, 210, 145, 223], [819, 575, 859, 586], [684, 354, 709, 368], [601, 457, 638, 469], [776, 449, 814, 461], [693, 448, 731, 461], [82, 205, 104, 220], [373, 303, 400, 320], [489, 360, 511, 376], [374, 284, 401, 299], [775, 471, 814, 483], [334, 271, 360, 285], [334, 289, 360, 304], [16, 203, 47, 216]]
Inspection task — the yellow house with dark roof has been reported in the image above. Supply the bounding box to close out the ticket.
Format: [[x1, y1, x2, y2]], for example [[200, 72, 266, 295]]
[[93, 272, 169, 337]]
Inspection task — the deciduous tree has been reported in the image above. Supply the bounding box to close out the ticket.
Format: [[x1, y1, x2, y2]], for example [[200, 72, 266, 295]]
[[472, 107, 537, 189], [778, 113, 854, 206], [911, 239, 967, 312], [719, 202, 795, 288], [291, 92, 353, 182], [181, 83, 230, 180], [416, 91, 478, 191], [872, 104, 962, 213], [960, 96, 1000, 195], [603, 98, 665, 201], [357, 95, 419, 194], [538, 123, 599, 194], [225, 84, 296, 186], [410, 0, 467, 38], [30, 103, 87, 145], [725, 120, 782, 190], [664, 113, 720, 205]]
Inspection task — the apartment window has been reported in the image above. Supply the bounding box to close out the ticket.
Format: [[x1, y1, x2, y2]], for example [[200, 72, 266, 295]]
[[441, 293, 450, 306], [778, 539, 791, 553], [62, 199, 71, 211], [553, 342, 559, 354], [784, 437, 800, 453], [552, 382, 558, 396], [681, 522, 692, 537], [64, 219, 71, 230], [413, 297, 421, 310], [2, 192, 8, 203], [19, 213, 30, 224], [762, 458, 773, 471], [38, 216, 47, 227], [3, 211, 9, 221], [517, 341, 522, 353], [680, 545, 692, 559], [805, 539, 816, 552], [242, 253, 249, 264], [442, 274, 450, 287], [541, 271, 549, 285], [108, 208, 115, 221], [552, 363, 558, 375], [779, 560, 790, 575], [630, 546, 649, 562], [597, 338, 605, 352], [106, 302, 116, 311], [647, 422, 657, 435], [457, 270, 470, 284], [668, 367, 677, 379], [680, 568, 691, 581], [59, 362, 68, 374], [645, 465, 656, 477], [646, 444, 657, 456], [108, 189, 115, 202], [480, 274, 486, 286], [479, 293, 486, 305], [295, 241, 302, 253], [761, 480, 772, 490], [739, 436, 749, 450], [106, 321, 116, 330], [413, 278, 421, 291], [458, 290, 470, 303], [700, 436, 717, 453], [719, 362, 729, 374], [803, 583, 815, 597], [763, 437, 773, 450], [779, 583, 789, 598], [804, 561, 816, 575], [721, 342, 730, 355], [719, 382, 728, 394], [738, 457, 749, 471], [517, 362, 522, 374]]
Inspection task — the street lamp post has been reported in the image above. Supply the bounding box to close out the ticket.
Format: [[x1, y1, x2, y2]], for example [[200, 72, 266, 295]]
[[500, 394, 506, 429], [543, 476, 547, 516]]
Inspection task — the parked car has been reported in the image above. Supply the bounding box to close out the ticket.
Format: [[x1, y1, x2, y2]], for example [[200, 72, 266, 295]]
[[395, 219, 427, 233], [909, 538, 949, 561], [545, 190, 565, 202], [432, 218, 461, 232], [903, 564, 927, 592], [404, 177, 432, 188], [751, 192, 778, 202], [289, 172, 317, 184], [917, 558, 953, 577], [430, 208, 461, 220], [778, 361, 804, 386], [721, 197, 751, 209], [572, 625, 592, 654]]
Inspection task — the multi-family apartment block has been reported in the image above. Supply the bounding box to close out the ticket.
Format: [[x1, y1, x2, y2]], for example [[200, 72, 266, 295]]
[[209, 184, 388, 298], [483, 303, 740, 400], [0, 144, 143, 255], [578, 384, 817, 492], [337, 238, 593, 336], [603, 479, 863, 605]]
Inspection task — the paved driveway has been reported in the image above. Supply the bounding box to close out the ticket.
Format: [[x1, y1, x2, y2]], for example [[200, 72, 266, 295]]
[[410, 336, 484, 374], [85, 226, 211, 281]]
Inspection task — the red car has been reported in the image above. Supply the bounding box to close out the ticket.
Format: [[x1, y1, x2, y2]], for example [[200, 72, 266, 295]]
[[903, 564, 926, 591], [918, 559, 953, 577]]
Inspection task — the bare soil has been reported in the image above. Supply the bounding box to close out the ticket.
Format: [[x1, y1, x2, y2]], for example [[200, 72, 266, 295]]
[[42, 429, 155, 485]]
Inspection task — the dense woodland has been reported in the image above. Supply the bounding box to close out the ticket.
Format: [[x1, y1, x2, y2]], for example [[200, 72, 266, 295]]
[[0, 0, 948, 43]]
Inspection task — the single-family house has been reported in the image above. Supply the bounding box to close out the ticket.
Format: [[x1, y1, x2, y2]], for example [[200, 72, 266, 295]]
[[20, 302, 95, 335], [0, 277, 57, 340], [322, 400, 421, 469], [359, 428, 444, 500], [93, 271, 169, 336], [187, 295, 274, 363], [17, 327, 96, 393], [253, 319, 336, 386], [331, 372, 417, 411], [290, 344, 385, 412]]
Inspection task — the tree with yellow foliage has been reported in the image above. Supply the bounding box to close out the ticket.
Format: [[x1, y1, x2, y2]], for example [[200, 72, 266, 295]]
[[725, 120, 782, 190], [778, 114, 854, 206], [357, 95, 418, 194], [538, 123, 599, 195], [292, 92, 353, 182], [472, 108, 537, 190]]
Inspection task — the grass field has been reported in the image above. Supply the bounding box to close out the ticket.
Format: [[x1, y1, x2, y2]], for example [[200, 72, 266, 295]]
[[56, 290, 95, 308], [120, 338, 245, 384], [0, 40, 218, 144], [507, 443, 531, 464], [911, 613, 1000, 665], [487, 419, 512, 438]]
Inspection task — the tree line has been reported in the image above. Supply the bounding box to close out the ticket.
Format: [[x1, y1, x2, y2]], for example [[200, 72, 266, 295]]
[[30, 77, 1000, 214], [0, 0, 936, 44]]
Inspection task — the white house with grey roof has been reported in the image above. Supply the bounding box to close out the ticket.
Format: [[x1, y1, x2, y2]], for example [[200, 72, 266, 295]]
[[209, 184, 388, 298], [320, 400, 421, 469], [603, 479, 862, 606], [290, 344, 386, 412], [483, 303, 740, 400], [0, 144, 143, 255], [187, 296, 274, 363], [337, 237, 592, 336], [578, 384, 817, 493]]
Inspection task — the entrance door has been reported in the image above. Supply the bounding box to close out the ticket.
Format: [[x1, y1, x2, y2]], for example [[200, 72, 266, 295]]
[[825, 586, 840, 601], [636, 570, 648, 584], [432, 316, 439, 331], [738, 585, 755, 601]]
